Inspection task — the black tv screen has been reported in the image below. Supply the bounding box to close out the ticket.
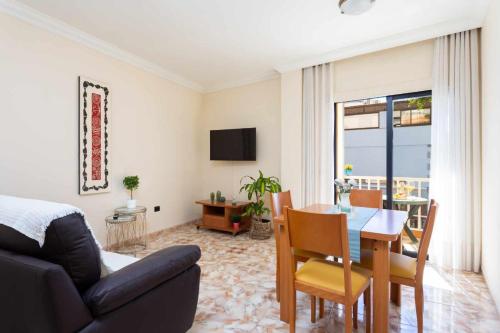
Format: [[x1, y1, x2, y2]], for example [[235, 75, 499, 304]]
[[210, 128, 256, 161]]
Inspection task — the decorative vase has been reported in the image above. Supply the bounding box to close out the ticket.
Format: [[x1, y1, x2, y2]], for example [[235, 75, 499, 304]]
[[127, 199, 137, 209], [210, 192, 215, 202], [216, 190, 222, 202], [339, 193, 351, 212], [344, 169, 352, 176]]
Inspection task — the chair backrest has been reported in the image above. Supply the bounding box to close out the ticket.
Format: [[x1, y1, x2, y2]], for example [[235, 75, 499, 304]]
[[283, 207, 352, 298], [270, 191, 293, 218], [350, 189, 383, 209], [416, 199, 438, 279]]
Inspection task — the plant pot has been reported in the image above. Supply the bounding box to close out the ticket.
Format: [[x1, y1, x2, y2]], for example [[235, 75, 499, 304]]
[[250, 218, 272, 240], [232, 222, 240, 232], [127, 199, 137, 209]]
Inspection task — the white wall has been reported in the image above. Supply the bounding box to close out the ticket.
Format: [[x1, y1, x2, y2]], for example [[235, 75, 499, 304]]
[[481, 0, 500, 313], [200, 78, 281, 204], [0, 13, 203, 243]]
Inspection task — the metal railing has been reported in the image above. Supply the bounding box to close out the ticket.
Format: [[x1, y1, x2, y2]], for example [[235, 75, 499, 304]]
[[344, 175, 430, 230]]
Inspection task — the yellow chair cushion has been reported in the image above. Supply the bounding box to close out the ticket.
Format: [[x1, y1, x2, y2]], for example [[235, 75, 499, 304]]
[[294, 248, 326, 260], [354, 250, 417, 280], [390, 253, 417, 279], [295, 258, 371, 296]]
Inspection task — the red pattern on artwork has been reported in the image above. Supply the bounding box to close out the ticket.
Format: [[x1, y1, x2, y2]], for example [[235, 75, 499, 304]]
[[91, 93, 102, 181]]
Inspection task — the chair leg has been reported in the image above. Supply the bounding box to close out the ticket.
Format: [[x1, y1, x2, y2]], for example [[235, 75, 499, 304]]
[[319, 298, 325, 319], [274, 226, 280, 302], [365, 286, 371, 333], [289, 289, 296, 333], [345, 303, 353, 333], [415, 283, 424, 333], [353, 301, 358, 329], [276, 261, 280, 302], [311, 295, 316, 323]]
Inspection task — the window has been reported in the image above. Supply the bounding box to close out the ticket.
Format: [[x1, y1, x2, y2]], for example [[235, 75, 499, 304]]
[[343, 97, 386, 130], [344, 113, 379, 130], [393, 97, 432, 127]]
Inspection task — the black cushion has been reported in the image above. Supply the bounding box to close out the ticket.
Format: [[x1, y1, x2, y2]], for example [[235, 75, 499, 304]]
[[0, 213, 101, 292]]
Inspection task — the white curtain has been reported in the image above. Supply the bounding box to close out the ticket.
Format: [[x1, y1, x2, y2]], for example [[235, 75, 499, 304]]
[[302, 63, 334, 206], [430, 29, 481, 272]]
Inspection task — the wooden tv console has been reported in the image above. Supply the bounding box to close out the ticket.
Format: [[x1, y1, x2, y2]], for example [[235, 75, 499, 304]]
[[195, 200, 251, 235]]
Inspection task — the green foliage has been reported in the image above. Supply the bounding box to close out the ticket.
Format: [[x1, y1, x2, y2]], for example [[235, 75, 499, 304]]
[[239, 170, 281, 222], [408, 97, 431, 110], [230, 214, 241, 223], [123, 176, 139, 200]]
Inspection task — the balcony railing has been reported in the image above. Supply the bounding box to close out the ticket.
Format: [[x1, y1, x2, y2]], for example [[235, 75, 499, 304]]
[[344, 175, 430, 231]]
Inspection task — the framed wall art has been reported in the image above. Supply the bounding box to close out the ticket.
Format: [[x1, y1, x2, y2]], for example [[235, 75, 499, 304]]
[[79, 76, 110, 195]]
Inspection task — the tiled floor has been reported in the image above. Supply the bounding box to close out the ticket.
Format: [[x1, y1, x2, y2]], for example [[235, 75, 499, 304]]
[[136, 223, 500, 332]]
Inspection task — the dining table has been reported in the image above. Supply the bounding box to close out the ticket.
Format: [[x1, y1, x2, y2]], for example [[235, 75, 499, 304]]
[[273, 204, 408, 333]]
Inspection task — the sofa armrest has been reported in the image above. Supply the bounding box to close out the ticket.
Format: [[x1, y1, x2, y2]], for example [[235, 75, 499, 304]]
[[82, 245, 201, 317], [0, 249, 93, 333]]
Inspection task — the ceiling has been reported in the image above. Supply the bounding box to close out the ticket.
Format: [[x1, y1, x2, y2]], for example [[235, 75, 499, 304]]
[[4, 0, 492, 92]]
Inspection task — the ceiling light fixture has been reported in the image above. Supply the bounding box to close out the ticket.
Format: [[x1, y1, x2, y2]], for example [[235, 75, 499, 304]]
[[339, 0, 376, 15]]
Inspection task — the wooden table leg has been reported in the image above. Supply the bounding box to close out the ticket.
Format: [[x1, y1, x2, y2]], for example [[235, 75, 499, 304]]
[[390, 235, 402, 306], [279, 224, 289, 322], [273, 222, 281, 302], [372, 240, 390, 333]]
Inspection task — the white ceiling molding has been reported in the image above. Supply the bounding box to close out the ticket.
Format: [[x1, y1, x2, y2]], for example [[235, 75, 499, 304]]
[[274, 17, 484, 73], [0, 0, 204, 92], [204, 70, 280, 94]]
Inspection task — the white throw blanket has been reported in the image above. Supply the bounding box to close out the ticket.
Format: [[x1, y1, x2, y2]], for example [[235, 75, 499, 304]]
[[0, 195, 101, 248], [0, 195, 138, 276]]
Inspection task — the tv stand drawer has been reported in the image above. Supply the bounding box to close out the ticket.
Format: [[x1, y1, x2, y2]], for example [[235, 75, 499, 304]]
[[203, 214, 227, 229]]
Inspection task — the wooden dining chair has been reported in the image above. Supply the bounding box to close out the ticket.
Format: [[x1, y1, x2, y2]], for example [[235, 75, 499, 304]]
[[356, 200, 438, 333], [350, 189, 383, 209], [389, 199, 438, 333], [283, 207, 372, 333], [341, 188, 383, 324], [270, 191, 326, 322]]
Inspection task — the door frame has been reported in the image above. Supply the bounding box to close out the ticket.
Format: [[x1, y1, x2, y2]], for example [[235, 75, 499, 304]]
[[334, 90, 432, 209]]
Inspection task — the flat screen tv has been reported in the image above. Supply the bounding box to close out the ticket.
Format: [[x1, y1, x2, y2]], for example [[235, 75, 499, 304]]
[[210, 128, 256, 161]]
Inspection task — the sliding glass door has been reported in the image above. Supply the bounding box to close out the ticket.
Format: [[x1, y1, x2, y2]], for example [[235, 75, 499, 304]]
[[336, 91, 432, 246]]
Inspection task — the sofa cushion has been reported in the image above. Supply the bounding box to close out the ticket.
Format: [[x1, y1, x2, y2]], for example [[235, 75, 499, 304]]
[[0, 213, 101, 292]]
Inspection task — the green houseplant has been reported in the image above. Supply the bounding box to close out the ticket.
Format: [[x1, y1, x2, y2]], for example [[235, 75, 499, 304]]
[[240, 170, 281, 239], [123, 176, 139, 209], [230, 214, 241, 232]]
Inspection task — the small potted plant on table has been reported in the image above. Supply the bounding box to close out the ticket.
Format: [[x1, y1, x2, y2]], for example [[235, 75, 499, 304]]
[[240, 170, 281, 240], [123, 176, 139, 209], [231, 214, 241, 233]]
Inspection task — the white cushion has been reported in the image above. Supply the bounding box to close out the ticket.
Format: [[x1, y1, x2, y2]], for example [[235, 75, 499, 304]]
[[100, 251, 139, 277]]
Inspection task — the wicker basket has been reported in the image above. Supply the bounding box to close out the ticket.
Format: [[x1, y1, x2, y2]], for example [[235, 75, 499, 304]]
[[250, 218, 272, 240]]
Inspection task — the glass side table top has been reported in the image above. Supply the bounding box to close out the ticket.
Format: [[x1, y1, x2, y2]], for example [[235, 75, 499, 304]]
[[105, 214, 136, 224], [114, 206, 147, 214]]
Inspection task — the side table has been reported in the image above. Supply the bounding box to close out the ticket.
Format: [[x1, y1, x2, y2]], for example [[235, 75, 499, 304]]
[[107, 206, 148, 255]]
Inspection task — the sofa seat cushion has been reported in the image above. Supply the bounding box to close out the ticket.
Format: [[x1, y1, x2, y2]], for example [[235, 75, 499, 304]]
[[0, 213, 101, 292]]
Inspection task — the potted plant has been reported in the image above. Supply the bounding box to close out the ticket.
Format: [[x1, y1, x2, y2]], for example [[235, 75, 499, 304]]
[[240, 170, 281, 240], [123, 176, 139, 209], [344, 164, 353, 176], [231, 214, 241, 232]]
